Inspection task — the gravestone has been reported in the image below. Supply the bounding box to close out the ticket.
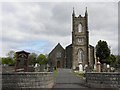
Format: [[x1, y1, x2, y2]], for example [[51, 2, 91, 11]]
[[15, 51, 30, 72], [96, 58, 101, 72], [107, 64, 110, 72], [79, 63, 83, 72], [34, 63, 40, 72], [102, 63, 107, 72]]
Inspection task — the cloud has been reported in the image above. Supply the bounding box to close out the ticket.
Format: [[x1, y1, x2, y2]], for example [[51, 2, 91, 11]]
[[1, 2, 118, 57]]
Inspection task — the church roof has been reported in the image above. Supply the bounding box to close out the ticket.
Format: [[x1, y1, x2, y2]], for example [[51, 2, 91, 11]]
[[89, 45, 94, 48], [49, 43, 64, 55], [66, 44, 72, 48], [16, 50, 30, 54]]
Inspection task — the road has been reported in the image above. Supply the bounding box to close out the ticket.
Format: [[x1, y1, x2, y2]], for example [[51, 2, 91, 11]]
[[53, 69, 87, 88]]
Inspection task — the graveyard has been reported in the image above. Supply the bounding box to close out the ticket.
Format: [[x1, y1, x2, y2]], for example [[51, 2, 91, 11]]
[[1, 49, 120, 89], [1, 3, 120, 89]]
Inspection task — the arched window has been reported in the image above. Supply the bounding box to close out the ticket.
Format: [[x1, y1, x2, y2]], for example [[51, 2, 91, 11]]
[[56, 52, 61, 58], [78, 49, 83, 63], [78, 24, 82, 32]]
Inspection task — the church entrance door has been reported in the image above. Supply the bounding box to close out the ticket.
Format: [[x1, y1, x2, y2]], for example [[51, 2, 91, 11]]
[[57, 61, 60, 68]]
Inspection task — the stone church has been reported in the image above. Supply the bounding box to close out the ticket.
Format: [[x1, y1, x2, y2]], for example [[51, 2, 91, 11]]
[[48, 8, 95, 71]]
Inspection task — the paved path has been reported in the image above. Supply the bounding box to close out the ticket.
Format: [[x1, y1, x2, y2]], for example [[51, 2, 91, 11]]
[[53, 69, 87, 88]]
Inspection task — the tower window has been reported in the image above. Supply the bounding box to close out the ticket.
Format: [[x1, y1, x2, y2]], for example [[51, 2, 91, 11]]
[[76, 38, 84, 45], [78, 38, 83, 43], [78, 24, 82, 32], [78, 49, 83, 63]]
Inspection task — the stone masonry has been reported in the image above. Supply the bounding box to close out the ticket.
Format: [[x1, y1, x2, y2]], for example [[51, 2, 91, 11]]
[[2, 72, 54, 89]]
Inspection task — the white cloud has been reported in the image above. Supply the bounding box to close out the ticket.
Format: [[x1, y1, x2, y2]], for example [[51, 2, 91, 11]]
[[1, 2, 118, 57]]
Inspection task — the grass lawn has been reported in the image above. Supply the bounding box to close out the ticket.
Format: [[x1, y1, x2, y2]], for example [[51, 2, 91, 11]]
[[73, 70, 85, 78], [53, 69, 58, 78]]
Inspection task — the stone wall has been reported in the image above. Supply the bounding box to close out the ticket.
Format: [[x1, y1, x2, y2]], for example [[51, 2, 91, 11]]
[[2, 66, 35, 72], [85, 72, 120, 88], [48, 43, 65, 68], [2, 72, 54, 89], [65, 44, 72, 68], [88, 45, 95, 69]]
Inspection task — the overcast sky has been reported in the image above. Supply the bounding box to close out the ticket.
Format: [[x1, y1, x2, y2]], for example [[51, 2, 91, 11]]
[[1, 2, 118, 57]]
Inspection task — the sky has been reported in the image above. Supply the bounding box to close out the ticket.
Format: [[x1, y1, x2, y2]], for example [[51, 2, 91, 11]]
[[0, 2, 118, 57]]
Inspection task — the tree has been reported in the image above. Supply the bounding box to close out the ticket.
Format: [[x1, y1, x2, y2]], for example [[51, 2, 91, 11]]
[[28, 53, 37, 65], [1, 50, 16, 66], [7, 50, 16, 65], [1, 58, 9, 65], [1, 57, 15, 65], [106, 54, 116, 66], [7, 50, 15, 59], [96, 40, 110, 64], [37, 54, 47, 65]]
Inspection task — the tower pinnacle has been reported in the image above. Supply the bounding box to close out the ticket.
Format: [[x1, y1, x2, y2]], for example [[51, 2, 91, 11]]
[[85, 7, 88, 17], [72, 7, 75, 17]]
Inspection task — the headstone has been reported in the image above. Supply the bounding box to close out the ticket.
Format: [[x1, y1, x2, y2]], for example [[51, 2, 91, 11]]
[[40, 65, 45, 72], [46, 64, 50, 72], [107, 64, 110, 68], [34, 63, 40, 72], [15, 51, 30, 72], [96, 58, 101, 72], [84, 64, 89, 72], [49, 67, 53, 72], [78, 62, 83, 72], [94, 64, 96, 70], [107, 64, 110, 72], [79, 64, 83, 72], [102, 63, 107, 72], [94, 48, 97, 70]]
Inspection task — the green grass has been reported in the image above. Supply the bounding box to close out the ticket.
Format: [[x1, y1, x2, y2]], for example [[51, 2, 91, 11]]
[[53, 69, 58, 78], [73, 71, 85, 78]]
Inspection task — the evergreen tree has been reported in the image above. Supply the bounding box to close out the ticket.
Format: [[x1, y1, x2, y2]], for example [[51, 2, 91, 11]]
[[96, 40, 110, 64]]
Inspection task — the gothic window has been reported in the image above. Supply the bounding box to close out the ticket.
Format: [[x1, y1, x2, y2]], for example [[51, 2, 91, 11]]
[[78, 49, 83, 63], [78, 24, 82, 32], [56, 52, 61, 58]]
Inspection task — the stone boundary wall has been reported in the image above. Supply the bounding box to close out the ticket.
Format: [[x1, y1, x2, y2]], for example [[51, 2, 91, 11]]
[[1, 72, 54, 89], [85, 72, 120, 88]]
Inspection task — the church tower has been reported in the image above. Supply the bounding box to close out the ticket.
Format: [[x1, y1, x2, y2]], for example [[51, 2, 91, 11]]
[[72, 8, 89, 70]]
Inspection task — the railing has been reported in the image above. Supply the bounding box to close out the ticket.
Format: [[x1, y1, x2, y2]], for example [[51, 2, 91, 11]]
[[85, 72, 120, 88], [2, 72, 54, 89]]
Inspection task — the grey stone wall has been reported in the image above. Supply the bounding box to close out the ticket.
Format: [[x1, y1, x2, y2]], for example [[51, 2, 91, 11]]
[[72, 11, 89, 70], [88, 45, 95, 69], [65, 44, 72, 69], [48, 43, 65, 68], [1, 72, 54, 89], [2, 66, 35, 72], [85, 72, 120, 88]]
